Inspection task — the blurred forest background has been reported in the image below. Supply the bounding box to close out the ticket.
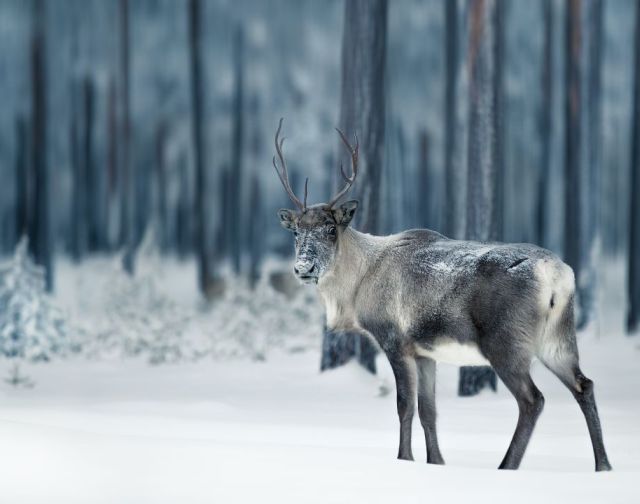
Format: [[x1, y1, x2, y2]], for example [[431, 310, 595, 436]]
[[0, 0, 638, 391]]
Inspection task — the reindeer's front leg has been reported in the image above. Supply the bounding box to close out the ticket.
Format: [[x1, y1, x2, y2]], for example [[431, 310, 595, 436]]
[[387, 351, 417, 461]]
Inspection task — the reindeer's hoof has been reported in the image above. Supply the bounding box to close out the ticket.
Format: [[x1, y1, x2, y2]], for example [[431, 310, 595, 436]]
[[596, 460, 612, 472], [397, 453, 414, 462]]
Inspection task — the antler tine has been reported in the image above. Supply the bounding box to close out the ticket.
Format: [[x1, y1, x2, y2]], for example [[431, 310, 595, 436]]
[[328, 128, 359, 208], [273, 118, 306, 211]]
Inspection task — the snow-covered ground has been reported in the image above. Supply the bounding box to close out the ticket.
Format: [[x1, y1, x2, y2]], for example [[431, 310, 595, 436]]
[[0, 254, 637, 503], [0, 333, 638, 503]]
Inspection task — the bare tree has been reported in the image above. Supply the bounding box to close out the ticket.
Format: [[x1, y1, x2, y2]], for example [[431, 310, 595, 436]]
[[338, 0, 387, 235], [119, 0, 135, 275], [321, 0, 388, 373], [537, 0, 553, 248], [444, 0, 460, 238], [564, 0, 603, 330], [15, 117, 29, 241], [188, 0, 213, 295], [30, 0, 53, 291], [629, 0, 640, 335], [459, 0, 504, 397], [230, 25, 245, 275]]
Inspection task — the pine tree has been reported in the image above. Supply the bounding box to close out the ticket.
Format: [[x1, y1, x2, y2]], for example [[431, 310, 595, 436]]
[[0, 238, 69, 386]]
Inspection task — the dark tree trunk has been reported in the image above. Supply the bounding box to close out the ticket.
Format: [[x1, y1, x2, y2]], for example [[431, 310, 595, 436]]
[[119, 0, 135, 275], [70, 78, 85, 261], [417, 130, 430, 228], [564, 0, 603, 330], [337, 0, 387, 235], [176, 152, 192, 258], [321, 0, 387, 375], [106, 77, 118, 249], [248, 174, 262, 289], [155, 121, 169, 251], [628, 0, 640, 335], [82, 76, 101, 252], [537, 0, 553, 248], [188, 0, 212, 295], [444, 0, 464, 239], [15, 117, 29, 240], [230, 26, 245, 276], [459, 0, 503, 397], [30, 0, 53, 291]]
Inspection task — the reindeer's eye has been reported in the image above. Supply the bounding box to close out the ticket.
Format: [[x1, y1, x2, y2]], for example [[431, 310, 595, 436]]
[[293, 231, 299, 238], [327, 226, 337, 238]]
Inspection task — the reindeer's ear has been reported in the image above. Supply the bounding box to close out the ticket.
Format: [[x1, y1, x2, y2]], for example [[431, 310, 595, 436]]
[[277, 209, 296, 231], [332, 200, 358, 227]]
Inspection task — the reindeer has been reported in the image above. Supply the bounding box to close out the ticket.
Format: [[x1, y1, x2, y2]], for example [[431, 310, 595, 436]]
[[273, 119, 612, 471]]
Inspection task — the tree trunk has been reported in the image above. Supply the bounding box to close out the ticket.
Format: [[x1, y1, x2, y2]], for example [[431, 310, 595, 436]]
[[15, 117, 29, 241], [230, 26, 245, 276], [119, 0, 135, 275], [82, 76, 101, 253], [321, 0, 387, 374], [444, 0, 465, 239], [628, 0, 640, 335], [537, 0, 553, 248], [459, 0, 503, 397], [564, 0, 603, 330], [155, 121, 169, 251], [248, 174, 262, 289], [30, 0, 53, 291], [70, 78, 85, 261], [188, 0, 212, 295]]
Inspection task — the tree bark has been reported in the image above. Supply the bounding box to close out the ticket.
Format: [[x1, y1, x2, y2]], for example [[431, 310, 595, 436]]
[[15, 117, 29, 241], [444, 0, 461, 239], [564, 0, 603, 330], [537, 0, 553, 248], [30, 0, 53, 291], [321, 0, 388, 374], [119, 0, 135, 275], [188, 0, 212, 295], [459, 0, 503, 397], [230, 26, 245, 276], [628, 0, 640, 335]]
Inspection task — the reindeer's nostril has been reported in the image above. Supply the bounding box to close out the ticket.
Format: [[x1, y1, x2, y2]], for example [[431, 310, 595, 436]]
[[308, 264, 315, 274], [294, 266, 299, 275]]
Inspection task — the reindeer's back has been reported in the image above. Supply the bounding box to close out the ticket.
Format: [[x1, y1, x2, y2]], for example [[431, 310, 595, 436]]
[[369, 229, 575, 358]]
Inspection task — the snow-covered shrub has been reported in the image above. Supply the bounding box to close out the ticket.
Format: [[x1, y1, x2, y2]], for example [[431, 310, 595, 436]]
[[89, 231, 195, 364], [199, 258, 324, 360], [55, 233, 324, 364], [0, 238, 72, 385]]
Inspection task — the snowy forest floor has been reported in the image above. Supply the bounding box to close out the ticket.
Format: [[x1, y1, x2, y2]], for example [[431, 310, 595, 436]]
[[0, 334, 638, 503], [0, 255, 638, 503]]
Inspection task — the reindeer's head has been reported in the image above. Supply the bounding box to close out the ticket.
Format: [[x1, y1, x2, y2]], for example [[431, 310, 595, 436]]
[[273, 119, 359, 285]]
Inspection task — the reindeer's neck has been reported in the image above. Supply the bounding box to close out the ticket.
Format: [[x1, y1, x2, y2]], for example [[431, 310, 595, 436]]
[[317, 228, 390, 331]]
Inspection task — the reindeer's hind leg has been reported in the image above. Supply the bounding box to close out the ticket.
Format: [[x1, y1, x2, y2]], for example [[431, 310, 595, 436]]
[[489, 358, 545, 470], [416, 356, 445, 465], [538, 299, 612, 471]]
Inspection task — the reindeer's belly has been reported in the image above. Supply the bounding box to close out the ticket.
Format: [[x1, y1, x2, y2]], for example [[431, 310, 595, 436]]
[[415, 340, 490, 366]]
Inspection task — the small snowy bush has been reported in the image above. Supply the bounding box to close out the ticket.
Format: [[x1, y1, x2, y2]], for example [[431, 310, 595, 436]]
[[87, 232, 195, 364], [0, 237, 72, 385], [200, 259, 324, 360]]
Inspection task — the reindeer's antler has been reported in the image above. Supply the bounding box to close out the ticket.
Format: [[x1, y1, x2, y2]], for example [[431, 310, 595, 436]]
[[273, 118, 308, 212], [328, 128, 359, 208]]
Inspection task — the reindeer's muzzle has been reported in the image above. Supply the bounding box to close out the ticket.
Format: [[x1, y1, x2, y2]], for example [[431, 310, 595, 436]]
[[294, 262, 318, 284]]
